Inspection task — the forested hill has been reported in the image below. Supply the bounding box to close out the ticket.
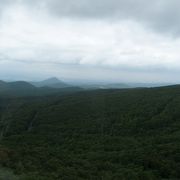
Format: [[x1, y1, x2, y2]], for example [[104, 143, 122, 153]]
[[0, 85, 180, 179]]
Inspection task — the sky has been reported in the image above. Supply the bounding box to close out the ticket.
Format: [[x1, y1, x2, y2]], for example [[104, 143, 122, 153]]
[[0, 0, 180, 83]]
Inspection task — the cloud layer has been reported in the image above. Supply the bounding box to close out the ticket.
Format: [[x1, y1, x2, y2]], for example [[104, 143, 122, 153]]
[[4, 0, 180, 35], [0, 0, 180, 82]]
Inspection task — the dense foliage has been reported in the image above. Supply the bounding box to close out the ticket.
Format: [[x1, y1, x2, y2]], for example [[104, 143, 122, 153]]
[[0, 86, 180, 179]]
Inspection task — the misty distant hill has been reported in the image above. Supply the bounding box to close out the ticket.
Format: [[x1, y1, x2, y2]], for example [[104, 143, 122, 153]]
[[0, 79, 82, 97], [31, 77, 71, 88], [30, 77, 173, 90]]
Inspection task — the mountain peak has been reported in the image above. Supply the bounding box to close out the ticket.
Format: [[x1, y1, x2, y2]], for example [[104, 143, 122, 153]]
[[31, 77, 70, 88], [44, 77, 60, 82], [47, 77, 59, 81], [43, 77, 60, 84]]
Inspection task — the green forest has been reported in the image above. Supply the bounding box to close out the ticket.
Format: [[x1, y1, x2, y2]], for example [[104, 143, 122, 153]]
[[0, 85, 180, 179]]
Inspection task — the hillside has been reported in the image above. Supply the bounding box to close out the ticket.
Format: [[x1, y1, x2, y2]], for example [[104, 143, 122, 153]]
[[0, 86, 180, 179]]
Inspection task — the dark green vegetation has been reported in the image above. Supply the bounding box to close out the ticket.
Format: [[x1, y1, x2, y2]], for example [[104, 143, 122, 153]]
[[0, 85, 180, 179]]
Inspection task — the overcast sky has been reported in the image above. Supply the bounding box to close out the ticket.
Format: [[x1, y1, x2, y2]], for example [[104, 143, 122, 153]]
[[0, 0, 180, 83]]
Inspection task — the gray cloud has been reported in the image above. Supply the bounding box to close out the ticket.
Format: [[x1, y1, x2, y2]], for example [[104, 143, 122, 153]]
[[1, 0, 180, 82], [1, 0, 180, 35], [17, 0, 180, 36]]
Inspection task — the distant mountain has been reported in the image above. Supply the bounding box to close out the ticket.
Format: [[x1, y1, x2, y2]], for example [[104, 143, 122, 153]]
[[0, 80, 82, 97], [0, 80, 35, 93], [37, 77, 62, 85], [0, 80, 39, 97], [8, 81, 36, 90], [31, 77, 71, 88]]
